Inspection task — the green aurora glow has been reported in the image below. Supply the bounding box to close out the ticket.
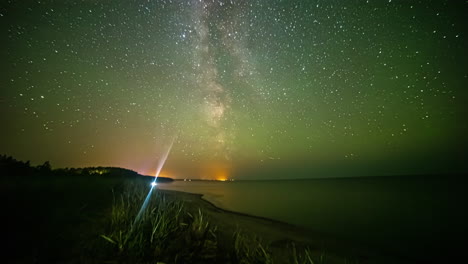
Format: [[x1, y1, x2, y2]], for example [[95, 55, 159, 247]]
[[1, 0, 467, 179]]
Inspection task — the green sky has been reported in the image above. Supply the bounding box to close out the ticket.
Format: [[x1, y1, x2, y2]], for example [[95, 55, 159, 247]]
[[1, 0, 467, 179]]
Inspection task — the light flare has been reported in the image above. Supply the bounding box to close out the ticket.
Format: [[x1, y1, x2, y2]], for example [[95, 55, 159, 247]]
[[133, 135, 177, 226]]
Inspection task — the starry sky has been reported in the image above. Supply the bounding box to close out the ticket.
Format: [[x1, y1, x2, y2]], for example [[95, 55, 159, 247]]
[[1, 0, 467, 179]]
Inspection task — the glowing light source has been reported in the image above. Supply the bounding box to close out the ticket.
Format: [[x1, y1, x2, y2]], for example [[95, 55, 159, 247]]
[[215, 170, 228, 181], [133, 135, 177, 226]]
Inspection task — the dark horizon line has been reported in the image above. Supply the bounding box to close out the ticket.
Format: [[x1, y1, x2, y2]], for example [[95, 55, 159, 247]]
[[168, 172, 467, 181]]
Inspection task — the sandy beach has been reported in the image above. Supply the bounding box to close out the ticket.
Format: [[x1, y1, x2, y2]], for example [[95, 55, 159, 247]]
[[3, 167, 458, 263], [157, 188, 411, 264]]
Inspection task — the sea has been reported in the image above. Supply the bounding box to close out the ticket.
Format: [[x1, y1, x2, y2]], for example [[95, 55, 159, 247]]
[[158, 175, 467, 261]]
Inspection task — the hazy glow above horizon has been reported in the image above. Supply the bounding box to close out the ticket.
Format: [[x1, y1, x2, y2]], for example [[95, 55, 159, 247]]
[[1, 0, 467, 179]]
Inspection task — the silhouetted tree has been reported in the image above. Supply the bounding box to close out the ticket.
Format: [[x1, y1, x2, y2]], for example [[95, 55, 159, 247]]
[[38, 161, 52, 172]]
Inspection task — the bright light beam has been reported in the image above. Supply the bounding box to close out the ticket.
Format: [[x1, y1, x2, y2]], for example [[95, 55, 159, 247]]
[[133, 135, 177, 226], [152, 134, 176, 185]]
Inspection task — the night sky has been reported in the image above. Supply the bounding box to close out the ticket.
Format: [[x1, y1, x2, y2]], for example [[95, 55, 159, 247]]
[[1, 0, 467, 179]]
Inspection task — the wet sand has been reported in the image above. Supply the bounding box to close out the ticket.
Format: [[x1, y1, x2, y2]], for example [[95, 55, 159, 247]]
[[158, 189, 412, 264]]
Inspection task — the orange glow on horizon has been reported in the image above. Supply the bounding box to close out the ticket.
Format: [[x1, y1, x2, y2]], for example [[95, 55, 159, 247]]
[[141, 170, 170, 178], [215, 169, 229, 181], [141, 161, 231, 180]]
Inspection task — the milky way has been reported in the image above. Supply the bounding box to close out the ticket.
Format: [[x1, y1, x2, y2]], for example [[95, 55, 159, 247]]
[[1, 0, 467, 179]]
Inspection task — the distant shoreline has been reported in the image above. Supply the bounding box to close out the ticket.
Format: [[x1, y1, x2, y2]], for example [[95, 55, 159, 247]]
[[171, 172, 468, 182], [160, 188, 295, 227]]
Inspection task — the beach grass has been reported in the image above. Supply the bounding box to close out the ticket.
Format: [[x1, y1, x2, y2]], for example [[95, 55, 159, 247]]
[[98, 180, 324, 264], [0, 156, 434, 263]]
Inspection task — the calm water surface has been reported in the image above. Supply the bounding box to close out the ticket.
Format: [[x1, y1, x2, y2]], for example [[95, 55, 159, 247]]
[[158, 176, 467, 260]]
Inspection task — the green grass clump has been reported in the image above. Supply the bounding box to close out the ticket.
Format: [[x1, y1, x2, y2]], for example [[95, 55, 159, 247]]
[[233, 229, 273, 264], [100, 181, 218, 263], [98, 180, 346, 264], [290, 243, 315, 264]]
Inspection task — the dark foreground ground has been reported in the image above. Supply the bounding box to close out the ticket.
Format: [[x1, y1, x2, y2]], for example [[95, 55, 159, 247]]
[[1, 175, 120, 263], [2, 168, 464, 263], [0, 172, 404, 264]]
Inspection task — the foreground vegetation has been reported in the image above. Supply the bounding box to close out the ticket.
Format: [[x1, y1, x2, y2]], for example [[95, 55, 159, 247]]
[[1, 155, 320, 263], [2, 155, 376, 263], [97, 180, 319, 264]]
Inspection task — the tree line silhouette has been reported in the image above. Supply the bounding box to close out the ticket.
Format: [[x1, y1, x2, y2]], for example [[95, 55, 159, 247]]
[[0, 154, 173, 182]]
